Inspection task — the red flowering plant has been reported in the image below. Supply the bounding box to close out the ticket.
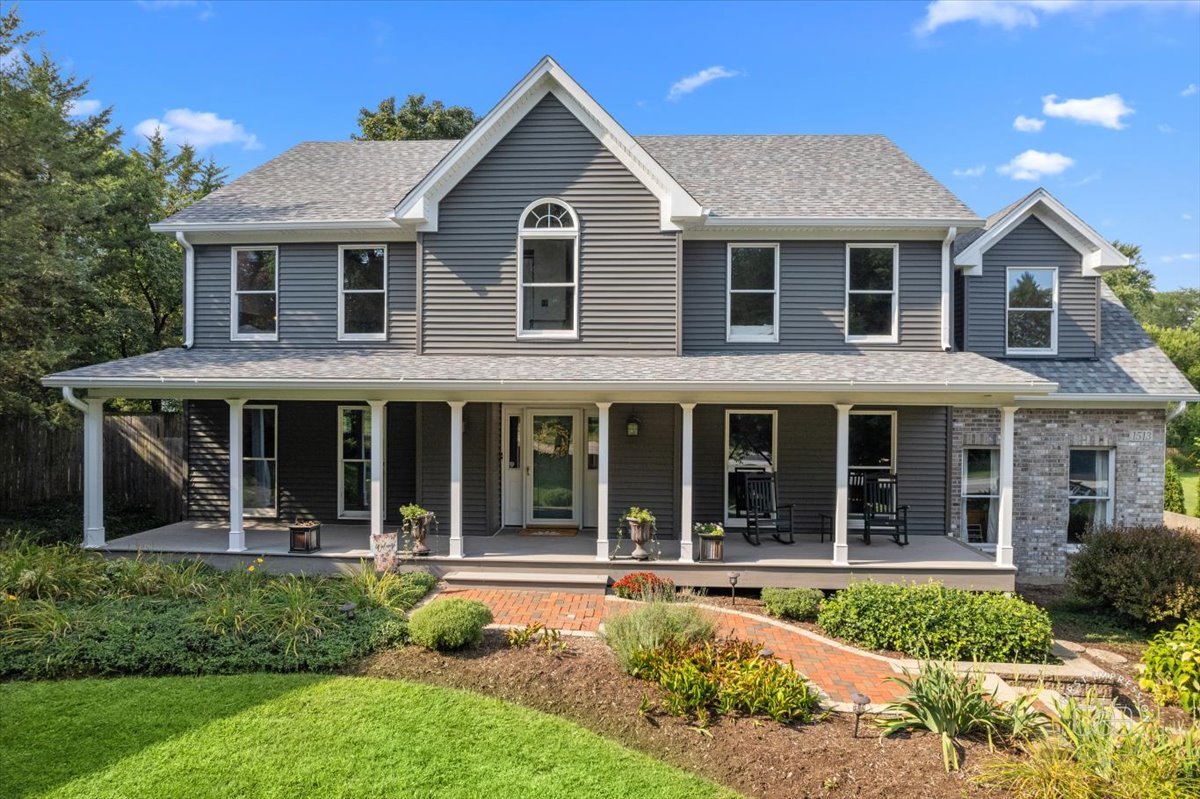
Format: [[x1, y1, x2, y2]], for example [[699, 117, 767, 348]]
[[611, 571, 675, 601]]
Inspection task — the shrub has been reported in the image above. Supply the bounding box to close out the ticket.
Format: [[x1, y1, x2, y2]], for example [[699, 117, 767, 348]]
[[817, 581, 1053, 663], [1067, 524, 1200, 624], [336, 565, 436, 613], [602, 600, 714, 672], [978, 699, 1200, 798], [1140, 619, 1200, 715], [407, 598, 492, 651], [1165, 462, 1187, 514], [629, 638, 820, 726], [611, 571, 675, 601], [761, 587, 823, 622], [879, 662, 1048, 772]]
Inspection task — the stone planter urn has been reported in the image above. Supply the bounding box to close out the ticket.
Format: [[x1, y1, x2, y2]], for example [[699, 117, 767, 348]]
[[407, 512, 434, 556], [625, 507, 656, 561]]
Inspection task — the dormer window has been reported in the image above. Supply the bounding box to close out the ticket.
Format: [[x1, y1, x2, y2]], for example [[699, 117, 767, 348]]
[[517, 199, 579, 338], [1006, 267, 1057, 355]]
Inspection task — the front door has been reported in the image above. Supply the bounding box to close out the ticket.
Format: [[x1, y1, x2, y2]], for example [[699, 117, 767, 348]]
[[524, 409, 581, 527]]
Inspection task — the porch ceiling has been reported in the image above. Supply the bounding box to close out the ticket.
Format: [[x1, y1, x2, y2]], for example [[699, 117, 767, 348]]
[[44, 347, 1055, 403]]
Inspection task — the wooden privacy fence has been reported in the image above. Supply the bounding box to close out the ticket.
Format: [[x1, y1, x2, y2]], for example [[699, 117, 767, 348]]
[[0, 413, 185, 520]]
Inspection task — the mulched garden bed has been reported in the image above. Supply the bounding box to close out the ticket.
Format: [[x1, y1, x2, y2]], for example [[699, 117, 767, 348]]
[[354, 631, 1010, 799]]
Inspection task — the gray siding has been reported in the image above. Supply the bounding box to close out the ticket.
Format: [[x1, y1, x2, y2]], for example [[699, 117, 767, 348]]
[[422, 94, 678, 354], [691, 404, 947, 536], [682, 240, 943, 352], [965, 216, 1098, 358], [186, 400, 417, 524], [193, 242, 417, 349], [610, 404, 678, 537], [417, 402, 495, 535]]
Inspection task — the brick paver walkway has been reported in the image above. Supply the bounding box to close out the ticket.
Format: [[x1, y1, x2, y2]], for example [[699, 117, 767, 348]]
[[434, 586, 605, 632], [429, 586, 908, 705]]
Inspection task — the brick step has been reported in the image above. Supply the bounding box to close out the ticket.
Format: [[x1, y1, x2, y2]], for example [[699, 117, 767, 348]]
[[442, 570, 610, 594]]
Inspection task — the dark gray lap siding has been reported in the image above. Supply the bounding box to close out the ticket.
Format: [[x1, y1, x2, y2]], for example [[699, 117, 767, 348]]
[[186, 400, 417, 524], [691, 404, 947, 535], [682, 240, 943, 352]]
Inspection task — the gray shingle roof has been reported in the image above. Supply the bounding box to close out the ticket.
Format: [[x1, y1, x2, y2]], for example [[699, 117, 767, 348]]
[[161, 135, 979, 226], [45, 349, 1051, 393], [166, 140, 455, 224], [998, 285, 1199, 398], [637, 135, 979, 221]]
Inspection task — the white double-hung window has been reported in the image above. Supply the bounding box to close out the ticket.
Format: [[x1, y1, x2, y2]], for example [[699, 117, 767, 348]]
[[517, 199, 579, 338], [339, 245, 387, 340], [845, 244, 898, 343], [726, 244, 779, 342], [1006, 267, 1058, 354], [1068, 448, 1114, 542], [231, 247, 278, 340]]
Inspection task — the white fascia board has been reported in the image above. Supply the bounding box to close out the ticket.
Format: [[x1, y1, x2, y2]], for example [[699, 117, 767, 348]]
[[954, 189, 1129, 277], [149, 219, 402, 233], [391, 56, 704, 232], [698, 216, 983, 229], [1015, 393, 1200, 407]]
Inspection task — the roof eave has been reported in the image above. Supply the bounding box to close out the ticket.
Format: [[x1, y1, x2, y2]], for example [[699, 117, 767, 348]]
[[699, 216, 985, 229], [149, 219, 402, 234]]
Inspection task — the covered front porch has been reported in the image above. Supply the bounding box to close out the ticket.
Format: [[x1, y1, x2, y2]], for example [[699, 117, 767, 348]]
[[104, 519, 1013, 590]]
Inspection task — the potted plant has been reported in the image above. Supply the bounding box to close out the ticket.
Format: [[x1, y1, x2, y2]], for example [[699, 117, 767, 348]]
[[288, 517, 321, 553], [624, 506, 656, 561], [694, 522, 725, 562], [399, 503, 436, 556]]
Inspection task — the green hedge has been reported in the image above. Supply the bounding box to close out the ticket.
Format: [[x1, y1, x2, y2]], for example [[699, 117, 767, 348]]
[[407, 598, 493, 651], [760, 587, 823, 622], [816, 581, 1053, 663]]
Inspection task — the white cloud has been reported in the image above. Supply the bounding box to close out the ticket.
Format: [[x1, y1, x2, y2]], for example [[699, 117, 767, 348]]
[[1183, 213, 1194, 220], [66, 98, 101, 116], [1041, 93, 1133, 129], [137, 1, 213, 21], [952, 164, 987, 178], [1158, 123, 1177, 133], [1013, 114, 1045, 132], [1160, 252, 1199, 263], [997, 149, 1075, 180], [1183, 83, 1199, 97], [134, 109, 260, 150], [917, 1, 1199, 36], [667, 66, 739, 102]]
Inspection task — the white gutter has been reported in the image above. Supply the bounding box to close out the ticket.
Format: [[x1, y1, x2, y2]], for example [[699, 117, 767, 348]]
[[150, 219, 403, 233], [941, 226, 957, 352], [699, 216, 984, 229], [61, 386, 88, 412], [1015, 393, 1200, 406], [176, 232, 195, 349]]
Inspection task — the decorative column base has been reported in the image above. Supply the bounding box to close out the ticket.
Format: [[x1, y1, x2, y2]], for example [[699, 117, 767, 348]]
[[449, 537, 464, 559], [678, 536, 694, 563], [227, 529, 247, 553], [996, 545, 1014, 568], [595, 538, 609, 561], [83, 527, 106, 549], [832, 543, 849, 566]]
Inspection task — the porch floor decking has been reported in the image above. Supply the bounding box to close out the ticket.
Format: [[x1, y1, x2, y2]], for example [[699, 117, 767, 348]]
[[103, 521, 1013, 590]]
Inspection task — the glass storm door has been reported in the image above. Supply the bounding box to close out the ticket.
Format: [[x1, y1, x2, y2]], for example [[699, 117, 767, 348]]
[[525, 411, 579, 526]]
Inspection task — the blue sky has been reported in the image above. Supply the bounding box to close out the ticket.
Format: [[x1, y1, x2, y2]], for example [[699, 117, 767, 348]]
[[19, 0, 1200, 288]]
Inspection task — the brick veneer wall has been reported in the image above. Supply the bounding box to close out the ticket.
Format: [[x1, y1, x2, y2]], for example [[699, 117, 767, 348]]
[[951, 407, 1166, 578]]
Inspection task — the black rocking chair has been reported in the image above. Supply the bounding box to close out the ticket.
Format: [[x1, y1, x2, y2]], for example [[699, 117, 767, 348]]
[[862, 473, 909, 547], [743, 473, 797, 546]]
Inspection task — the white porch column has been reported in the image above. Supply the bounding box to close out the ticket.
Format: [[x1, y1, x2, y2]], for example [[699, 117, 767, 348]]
[[997, 406, 1017, 568], [833, 403, 853, 566], [595, 402, 611, 561], [679, 403, 696, 563], [226, 399, 247, 552], [448, 401, 465, 559], [368, 400, 387, 552], [82, 398, 106, 549]]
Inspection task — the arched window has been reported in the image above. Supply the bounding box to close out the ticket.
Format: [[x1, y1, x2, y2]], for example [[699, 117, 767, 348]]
[[517, 199, 579, 338]]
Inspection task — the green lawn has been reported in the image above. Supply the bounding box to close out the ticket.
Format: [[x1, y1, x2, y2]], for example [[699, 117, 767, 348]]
[[0, 674, 738, 799], [1181, 470, 1199, 516]]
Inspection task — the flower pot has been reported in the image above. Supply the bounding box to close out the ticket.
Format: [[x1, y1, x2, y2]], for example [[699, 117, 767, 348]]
[[627, 518, 651, 561], [289, 521, 321, 553], [407, 512, 434, 556], [699, 534, 724, 563]]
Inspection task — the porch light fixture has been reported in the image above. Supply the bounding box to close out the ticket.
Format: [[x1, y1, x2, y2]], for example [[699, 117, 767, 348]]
[[625, 414, 641, 437]]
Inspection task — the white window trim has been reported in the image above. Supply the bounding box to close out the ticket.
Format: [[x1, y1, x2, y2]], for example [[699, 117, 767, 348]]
[[722, 409, 779, 528], [849, 410, 898, 472], [725, 243, 781, 343], [845, 243, 899, 344], [960, 446, 1000, 548], [337, 244, 388, 342], [230, 246, 280, 342], [516, 198, 580, 340], [242, 404, 278, 518], [1068, 447, 1115, 538], [337, 405, 377, 520], [1005, 266, 1059, 355]]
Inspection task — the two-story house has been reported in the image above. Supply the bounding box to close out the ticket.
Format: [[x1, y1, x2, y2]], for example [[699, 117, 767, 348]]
[[45, 57, 1198, 590]]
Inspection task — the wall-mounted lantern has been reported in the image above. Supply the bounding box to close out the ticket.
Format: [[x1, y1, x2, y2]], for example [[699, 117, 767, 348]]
[[625, 414, 641, 437]]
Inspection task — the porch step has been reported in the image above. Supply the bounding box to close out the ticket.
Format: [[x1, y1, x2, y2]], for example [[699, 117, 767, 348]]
[[442, 570, 610, 594]]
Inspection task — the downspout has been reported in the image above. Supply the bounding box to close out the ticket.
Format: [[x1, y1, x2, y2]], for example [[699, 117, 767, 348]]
[[62, 386, 88, 412], [940, 226, 957, 352], [1167, 401, 1187, 421], [176, 231, 195, 349]]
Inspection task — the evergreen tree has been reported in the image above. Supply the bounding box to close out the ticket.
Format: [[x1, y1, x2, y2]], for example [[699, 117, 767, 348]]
[[353, 94, 477, 141], [1164, 461, 1186, 514]]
